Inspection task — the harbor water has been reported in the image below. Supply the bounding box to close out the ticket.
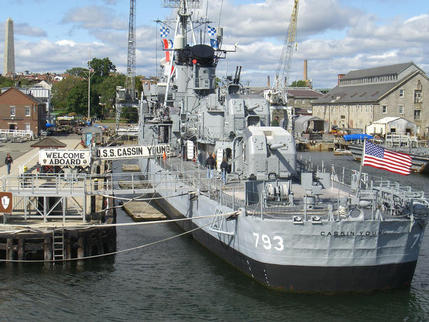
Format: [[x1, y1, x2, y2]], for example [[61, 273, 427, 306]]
[[0, 153, 428, 321]]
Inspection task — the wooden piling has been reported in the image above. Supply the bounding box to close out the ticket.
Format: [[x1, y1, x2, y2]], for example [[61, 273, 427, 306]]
[[17, 238, 24, 260], [77, 236, 85, 260], [44, 236, 52, 261], [6, 238, 13, 261]]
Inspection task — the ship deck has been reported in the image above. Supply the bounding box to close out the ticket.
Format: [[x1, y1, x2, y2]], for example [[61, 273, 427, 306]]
[[150, 156, 422, 222]]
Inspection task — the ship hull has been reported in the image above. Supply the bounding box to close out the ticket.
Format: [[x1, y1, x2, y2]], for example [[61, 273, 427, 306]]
[[154, 190, 420, 293], [143, 158, 426, 293]]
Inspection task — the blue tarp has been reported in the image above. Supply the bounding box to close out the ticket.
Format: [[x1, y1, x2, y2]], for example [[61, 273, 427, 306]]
[[45, 122, 55, 128], [343, 134, 373, 141]]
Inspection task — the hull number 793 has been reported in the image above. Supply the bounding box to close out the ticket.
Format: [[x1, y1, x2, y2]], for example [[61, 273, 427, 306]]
[[253, 232, 284, 251]]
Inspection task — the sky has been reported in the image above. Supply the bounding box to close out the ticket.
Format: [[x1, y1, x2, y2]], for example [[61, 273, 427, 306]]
[[1, 0, 429, 89]]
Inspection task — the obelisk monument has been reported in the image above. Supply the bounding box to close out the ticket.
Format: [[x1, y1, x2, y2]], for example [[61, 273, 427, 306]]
[[3, 18, 15, 76]]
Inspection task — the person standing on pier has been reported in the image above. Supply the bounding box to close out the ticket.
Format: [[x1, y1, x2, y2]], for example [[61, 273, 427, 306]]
[[205, 153, 216, 178], [220, 158, 228, 184], [5, 153, 13, 175]]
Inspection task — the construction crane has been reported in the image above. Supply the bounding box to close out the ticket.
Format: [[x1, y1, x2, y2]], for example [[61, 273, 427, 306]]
[[265, 0, 299, 105], [116, 0, 137, 129], [125, 0, 137, 100]]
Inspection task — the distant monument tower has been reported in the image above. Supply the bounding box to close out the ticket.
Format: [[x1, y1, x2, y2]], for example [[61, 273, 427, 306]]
[[3, 18, 15, 77]]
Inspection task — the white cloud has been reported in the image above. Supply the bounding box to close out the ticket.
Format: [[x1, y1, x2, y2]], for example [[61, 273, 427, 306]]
[[15, 23, 46, 37], [56, 40, 77, 47], [62, 6, 127, 31], [5, 0, 429, 89]]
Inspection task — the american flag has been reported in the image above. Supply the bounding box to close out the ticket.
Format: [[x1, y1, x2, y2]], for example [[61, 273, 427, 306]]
[[362, 141, 412, 175]]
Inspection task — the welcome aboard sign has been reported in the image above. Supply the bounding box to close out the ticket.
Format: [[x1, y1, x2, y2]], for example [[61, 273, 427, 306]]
[[39, 150, 91, 167]]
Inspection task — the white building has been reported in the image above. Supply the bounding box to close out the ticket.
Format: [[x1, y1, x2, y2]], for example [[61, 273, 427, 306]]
[[366, 117, 416, 136]]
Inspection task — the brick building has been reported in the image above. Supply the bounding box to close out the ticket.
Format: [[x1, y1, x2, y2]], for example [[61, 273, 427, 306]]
[[313, 62, 429, 138], [0, 87, 46, 136]]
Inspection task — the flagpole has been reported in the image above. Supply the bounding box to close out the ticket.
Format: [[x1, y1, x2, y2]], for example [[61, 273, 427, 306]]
[[356, 139, 365, 192]]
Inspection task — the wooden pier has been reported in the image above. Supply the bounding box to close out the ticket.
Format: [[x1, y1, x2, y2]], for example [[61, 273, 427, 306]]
[[123, 201, 166, 221]]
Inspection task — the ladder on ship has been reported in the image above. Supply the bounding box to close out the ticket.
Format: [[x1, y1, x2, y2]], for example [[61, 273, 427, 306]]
[[52, 229, 65, 262]]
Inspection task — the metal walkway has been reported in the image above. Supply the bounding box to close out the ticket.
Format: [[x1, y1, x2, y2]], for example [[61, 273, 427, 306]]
[[0, 172, 155, 223], [1, 172, 156, 197]]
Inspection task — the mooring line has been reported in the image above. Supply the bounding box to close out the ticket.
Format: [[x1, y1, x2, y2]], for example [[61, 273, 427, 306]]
[[0, 212, 238, 263], [1, 211, 239, 230], [101, 190, 191, 202]]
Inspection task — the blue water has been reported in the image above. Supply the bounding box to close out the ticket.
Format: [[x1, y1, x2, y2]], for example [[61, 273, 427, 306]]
[[0, 154, 428, 321]]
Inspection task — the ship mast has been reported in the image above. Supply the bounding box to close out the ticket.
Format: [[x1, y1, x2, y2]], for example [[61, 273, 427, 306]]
[[162, 0, 201, 108]]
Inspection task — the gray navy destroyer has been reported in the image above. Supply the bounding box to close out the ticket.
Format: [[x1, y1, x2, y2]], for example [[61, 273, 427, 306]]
[[133, 0, 429, 292]]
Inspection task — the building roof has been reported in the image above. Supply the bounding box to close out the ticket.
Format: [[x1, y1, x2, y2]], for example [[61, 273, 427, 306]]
[[315, 69, 427, 105], [342, 62, 415, 80], [287, 88, 324, 99], [314, 62, 428, 105], [313, 82, 399, 104], [33, 80, 52, 90], [371, 117, 401, 124], [31, 137, 67, 148], [0, 87, 42, 104]]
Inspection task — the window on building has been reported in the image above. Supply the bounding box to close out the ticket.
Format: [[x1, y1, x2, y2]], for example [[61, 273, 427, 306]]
[[25, 124, 31, 131], [414, 110, 421, 120], [398, 105, 404, 114], [414, 90, 422, 103], [382, 105, 387, 114], [399, 89, 405, 98], [25, 106, 31, 117], [340, 115, 345, 119], [10, 106, 15, 117]]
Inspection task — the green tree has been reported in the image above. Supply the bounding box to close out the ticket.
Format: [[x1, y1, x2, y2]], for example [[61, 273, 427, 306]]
[[52, 76, 83, 113], [122, 106, 139, 123], [88, 57, 116, 85], [65, 80, 88, 115], [0, 76, 14, 88], [95, 73, 126, 119], [135, 76, 143, 97], [66, 67, 88, 78], [290, 80, 308, 87]]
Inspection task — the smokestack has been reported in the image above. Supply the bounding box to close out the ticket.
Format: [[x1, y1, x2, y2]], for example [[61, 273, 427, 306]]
[[338, 74, 345, 86], [304, 59, 308, 81], [267, 75, 270, 88]]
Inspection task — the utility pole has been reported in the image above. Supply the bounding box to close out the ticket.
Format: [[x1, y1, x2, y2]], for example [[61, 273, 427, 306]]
[[87, 68, 91, 120], [86, 66, 93, 121]]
